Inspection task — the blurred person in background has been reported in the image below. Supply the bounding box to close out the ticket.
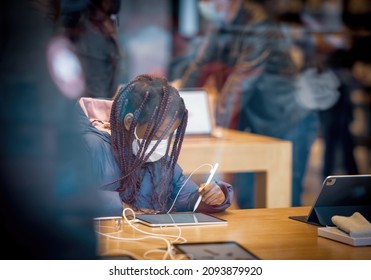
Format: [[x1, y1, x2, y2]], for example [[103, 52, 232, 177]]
[[319, 48, 360, 178], [55, 0, 128, 98], [309, 0, 371, 178], [0, 0, 102, 259], [278, 0, 359, 179], [343, 0, 371, 172], [307, 0, 362, 178], [177, 0, 320, 207], [343, 0, 371, 83]]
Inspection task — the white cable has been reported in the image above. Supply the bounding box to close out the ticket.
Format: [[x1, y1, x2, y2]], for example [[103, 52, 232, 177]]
[[96, 231, 175, 260], [122, 208, 186, 243], [95, 163, 218, 259], [167, 163, 213, 213], [95, 160, 218, 259], [94, 219, 122, 234], [95, 208, 189, 260]]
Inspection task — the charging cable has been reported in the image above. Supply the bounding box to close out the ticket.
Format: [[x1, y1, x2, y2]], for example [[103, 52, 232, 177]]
[[167, 163, 213, 213], [95, 208, 188, 260]]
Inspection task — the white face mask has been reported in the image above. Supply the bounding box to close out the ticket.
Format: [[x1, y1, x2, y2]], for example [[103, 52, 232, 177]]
[[132, 127, 168, 162], [198, 1, 226, 23]]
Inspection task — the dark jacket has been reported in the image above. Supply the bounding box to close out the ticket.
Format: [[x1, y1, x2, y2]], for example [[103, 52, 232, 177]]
[[181, 18, 308, 138]]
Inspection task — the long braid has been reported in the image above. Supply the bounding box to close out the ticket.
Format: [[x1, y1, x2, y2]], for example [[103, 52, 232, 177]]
[[160, 110, 188, 211], [150, 112, 179, 210], [106, 81, 142, 189], [145, 84, 174, 210], [110, 81, 136, 171], [170, 109, 188, 170]]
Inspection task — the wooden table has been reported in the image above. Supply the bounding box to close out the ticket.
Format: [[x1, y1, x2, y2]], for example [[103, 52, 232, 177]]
[[178, 127, 292, 208], [96, 207, 371, 260]]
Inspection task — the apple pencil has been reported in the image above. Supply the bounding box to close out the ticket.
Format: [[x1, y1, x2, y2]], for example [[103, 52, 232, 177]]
[[193, 163, 219, 212]]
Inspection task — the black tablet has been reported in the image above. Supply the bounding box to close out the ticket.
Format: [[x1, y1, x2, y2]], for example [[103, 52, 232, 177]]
[[174, 241, 260, 260], [289, 174, 371, 226], [135, 212, 227, 227]]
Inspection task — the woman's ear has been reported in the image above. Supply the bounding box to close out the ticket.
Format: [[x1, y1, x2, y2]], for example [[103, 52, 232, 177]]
[[123, 113, 133, 131]]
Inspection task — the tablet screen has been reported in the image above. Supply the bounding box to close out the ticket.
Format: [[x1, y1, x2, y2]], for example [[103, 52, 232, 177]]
[[135, 213, 227, 227], [175, 241, 259, 260], [179, 89, 213, 135]]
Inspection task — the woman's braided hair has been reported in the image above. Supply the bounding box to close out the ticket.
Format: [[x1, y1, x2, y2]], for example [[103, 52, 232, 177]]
[[109, 74, 188, 211]]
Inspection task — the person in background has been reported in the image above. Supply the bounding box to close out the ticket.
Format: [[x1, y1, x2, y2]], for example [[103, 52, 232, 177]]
[[343, 0, 371, 173], [342, 0, 371, 86], [56, 0, 128, 98], [0, 0, 101, 259], [319, 48, 360, 177], [310, 0, 371, 178], [77, 74, 233, 214], [278, 0, 356, 179], [178, 0, 319, 207]]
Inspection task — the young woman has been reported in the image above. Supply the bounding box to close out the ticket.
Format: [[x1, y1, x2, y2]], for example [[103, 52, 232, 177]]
[[78, 74, 233, 216]]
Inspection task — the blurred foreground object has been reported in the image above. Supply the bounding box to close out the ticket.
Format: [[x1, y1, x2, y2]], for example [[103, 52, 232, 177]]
[[0, 0, 102, 259]]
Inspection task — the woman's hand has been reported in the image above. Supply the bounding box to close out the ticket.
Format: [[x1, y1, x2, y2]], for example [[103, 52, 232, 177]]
[[199, 182, 225, 206]]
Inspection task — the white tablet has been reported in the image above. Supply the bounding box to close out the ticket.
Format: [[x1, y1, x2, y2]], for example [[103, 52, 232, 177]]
[[179, 88, 214, 136], [93, 216, 122, 221], [135, 212, 227, 227]]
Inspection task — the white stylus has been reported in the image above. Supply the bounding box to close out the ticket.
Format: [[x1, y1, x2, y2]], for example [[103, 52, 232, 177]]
[[193, 163, 219, 212]]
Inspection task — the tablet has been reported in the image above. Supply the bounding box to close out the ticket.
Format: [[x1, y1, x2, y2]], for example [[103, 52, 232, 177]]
[[179, 88, 214, 136], [174, 241, 260, 260], [289, 174, 371, 226], [93, 216, 122, 221], [135, 212, 227, 227]]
